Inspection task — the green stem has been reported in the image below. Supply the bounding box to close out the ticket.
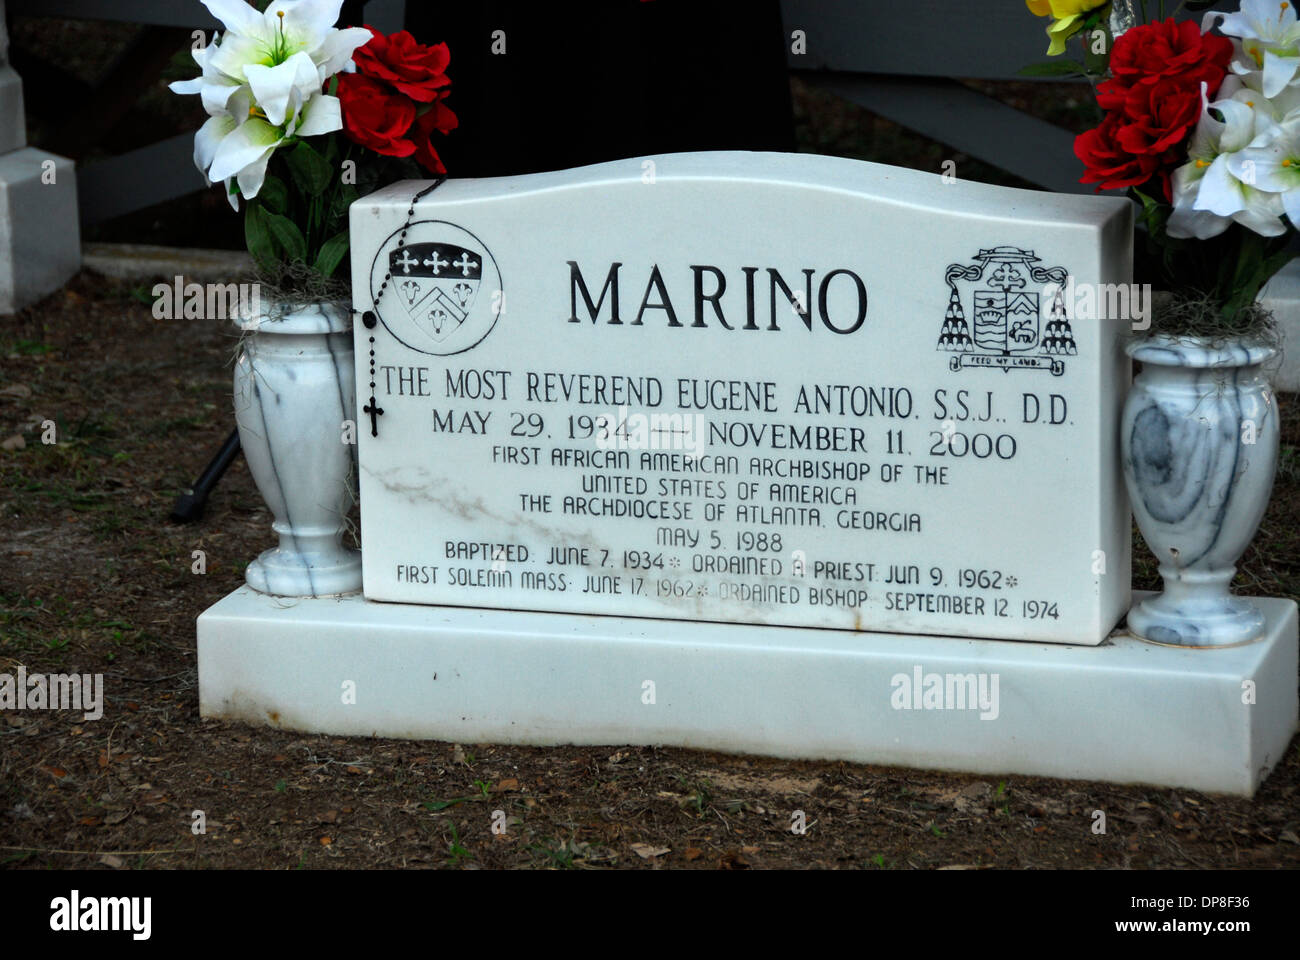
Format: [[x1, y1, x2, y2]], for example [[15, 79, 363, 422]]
[[324, 137, 355, 236]]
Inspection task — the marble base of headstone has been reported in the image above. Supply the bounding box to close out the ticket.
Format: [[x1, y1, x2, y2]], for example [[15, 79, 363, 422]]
[[0, 148, 80, 314], [197, 589, 1298, 797]]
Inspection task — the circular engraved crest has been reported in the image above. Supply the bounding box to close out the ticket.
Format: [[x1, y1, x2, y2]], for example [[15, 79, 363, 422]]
[[369, 220, 503, 356]]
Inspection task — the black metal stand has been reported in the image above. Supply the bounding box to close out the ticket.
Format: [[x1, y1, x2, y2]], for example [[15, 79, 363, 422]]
[[170, 429, 241, 524]]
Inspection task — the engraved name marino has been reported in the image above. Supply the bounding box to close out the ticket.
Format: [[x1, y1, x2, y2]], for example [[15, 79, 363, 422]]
[[566, 261, 869, 333]]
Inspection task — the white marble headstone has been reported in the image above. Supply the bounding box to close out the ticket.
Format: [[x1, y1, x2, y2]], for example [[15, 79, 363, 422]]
[[350, 152, 1132, 644]]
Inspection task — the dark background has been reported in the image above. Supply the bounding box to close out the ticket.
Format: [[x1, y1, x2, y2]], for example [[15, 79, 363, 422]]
[[5, 0, 1090, 249], [396, 0, 794, 177]]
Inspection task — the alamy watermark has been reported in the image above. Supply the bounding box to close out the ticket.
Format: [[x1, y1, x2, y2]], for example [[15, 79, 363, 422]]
[[890, 665, 1000, 720], [50, 891, 150, 940], [1043, 278, 1152, 331], [591, 404, 707, 458], [0, 668, 103, 720], [151, 275, 261, 321]]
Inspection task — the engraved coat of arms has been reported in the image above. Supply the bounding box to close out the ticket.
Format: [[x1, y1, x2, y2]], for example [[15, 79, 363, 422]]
[[937, 246, 1075, 375], [389, 242, 483, 343]]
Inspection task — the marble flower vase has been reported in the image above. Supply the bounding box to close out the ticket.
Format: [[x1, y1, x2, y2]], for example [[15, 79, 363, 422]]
[[232, 302, 362, 597], [1121, 336, 1280, 646]]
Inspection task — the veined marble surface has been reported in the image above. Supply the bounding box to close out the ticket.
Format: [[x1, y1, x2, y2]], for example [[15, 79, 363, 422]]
[[235, 299, 352, 335], [233, 302, 362, 597], [1122, 336, 1279, 646]]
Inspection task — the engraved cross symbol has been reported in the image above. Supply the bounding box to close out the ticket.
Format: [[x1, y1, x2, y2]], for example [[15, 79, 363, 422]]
[[363, 397, 384, 437], [395, 249, 418, 274], [453, 252, 479, 276], [989, 263, 1025, 291], [423, 251, 449, 274]]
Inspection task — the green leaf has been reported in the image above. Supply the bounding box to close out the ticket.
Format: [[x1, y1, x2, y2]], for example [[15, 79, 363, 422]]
[[1017, 60, 1088, 78], [1130, 187, 1172, 244], [1220, 235, 1294, 325], [313, 232, 350, 278], [244, 202, 279, 269], [259, 174, 289, 216], [1131, 187, 1161, 220], [1082, 28, 1111, 74], [285, 140, 334, 197], [262, 210, 307, 262], [326, 183, 360, 233]]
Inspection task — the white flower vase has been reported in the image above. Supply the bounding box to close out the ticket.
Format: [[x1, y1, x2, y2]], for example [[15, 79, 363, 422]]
[[233, 302, 362, 597], [1121, 335, 1279, 647]]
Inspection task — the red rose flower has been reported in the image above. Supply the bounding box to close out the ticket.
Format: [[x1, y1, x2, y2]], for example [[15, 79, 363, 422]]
[[352, 26, 452, 104], [1075, 112, 1165, 193], [336, 72, 417, 157], [410, 100, 459, 175], [1103, 17, 1233, 97]]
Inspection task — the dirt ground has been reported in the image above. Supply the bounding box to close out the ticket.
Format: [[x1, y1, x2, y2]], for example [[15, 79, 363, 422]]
[[0, 271, 1298, 871]]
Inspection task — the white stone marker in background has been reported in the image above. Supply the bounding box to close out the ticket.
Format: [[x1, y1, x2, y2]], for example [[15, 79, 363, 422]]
[[0, 0, 80, 314], [351, 153, 1133, 644], [0, 1, 22, 156], [1260, 258, 1300, 393]]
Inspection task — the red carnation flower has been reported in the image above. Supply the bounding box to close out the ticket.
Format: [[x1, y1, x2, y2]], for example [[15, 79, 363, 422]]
[[352, 26, 452, 104], [336, 72, 417, 158]]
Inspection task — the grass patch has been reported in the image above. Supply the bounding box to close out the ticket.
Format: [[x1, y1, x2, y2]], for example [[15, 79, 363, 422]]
[[2, 339, 54, 356]]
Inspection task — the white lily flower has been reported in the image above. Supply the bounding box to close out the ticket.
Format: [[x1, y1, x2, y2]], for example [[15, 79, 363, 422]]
[[244, 49, 323, 127], [1215, 54, 1300, 122], [202, 0, 371, 87], [1169, 84, 1286, 238], [1229, 113, 1300, 226], [171, 0, 365, 210], [168, 35, 243, 117], [189, 84, 251, 211], [208, 89, 342, 205], [1210, 0, 1300, 97]]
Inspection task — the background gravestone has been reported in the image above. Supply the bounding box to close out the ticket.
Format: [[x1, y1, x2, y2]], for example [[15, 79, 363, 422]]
[[0, 0, 80, 315], [0, 0, 24, 155]]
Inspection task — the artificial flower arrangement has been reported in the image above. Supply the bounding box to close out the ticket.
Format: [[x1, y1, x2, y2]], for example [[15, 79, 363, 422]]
[[1026, 0, 1299, 335], [170, 0, 456, 299]]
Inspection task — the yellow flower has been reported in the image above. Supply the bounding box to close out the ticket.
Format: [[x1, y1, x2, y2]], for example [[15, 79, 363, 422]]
[[1026, 0, 1110, 55], [1025, 0, 1107, 16]]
